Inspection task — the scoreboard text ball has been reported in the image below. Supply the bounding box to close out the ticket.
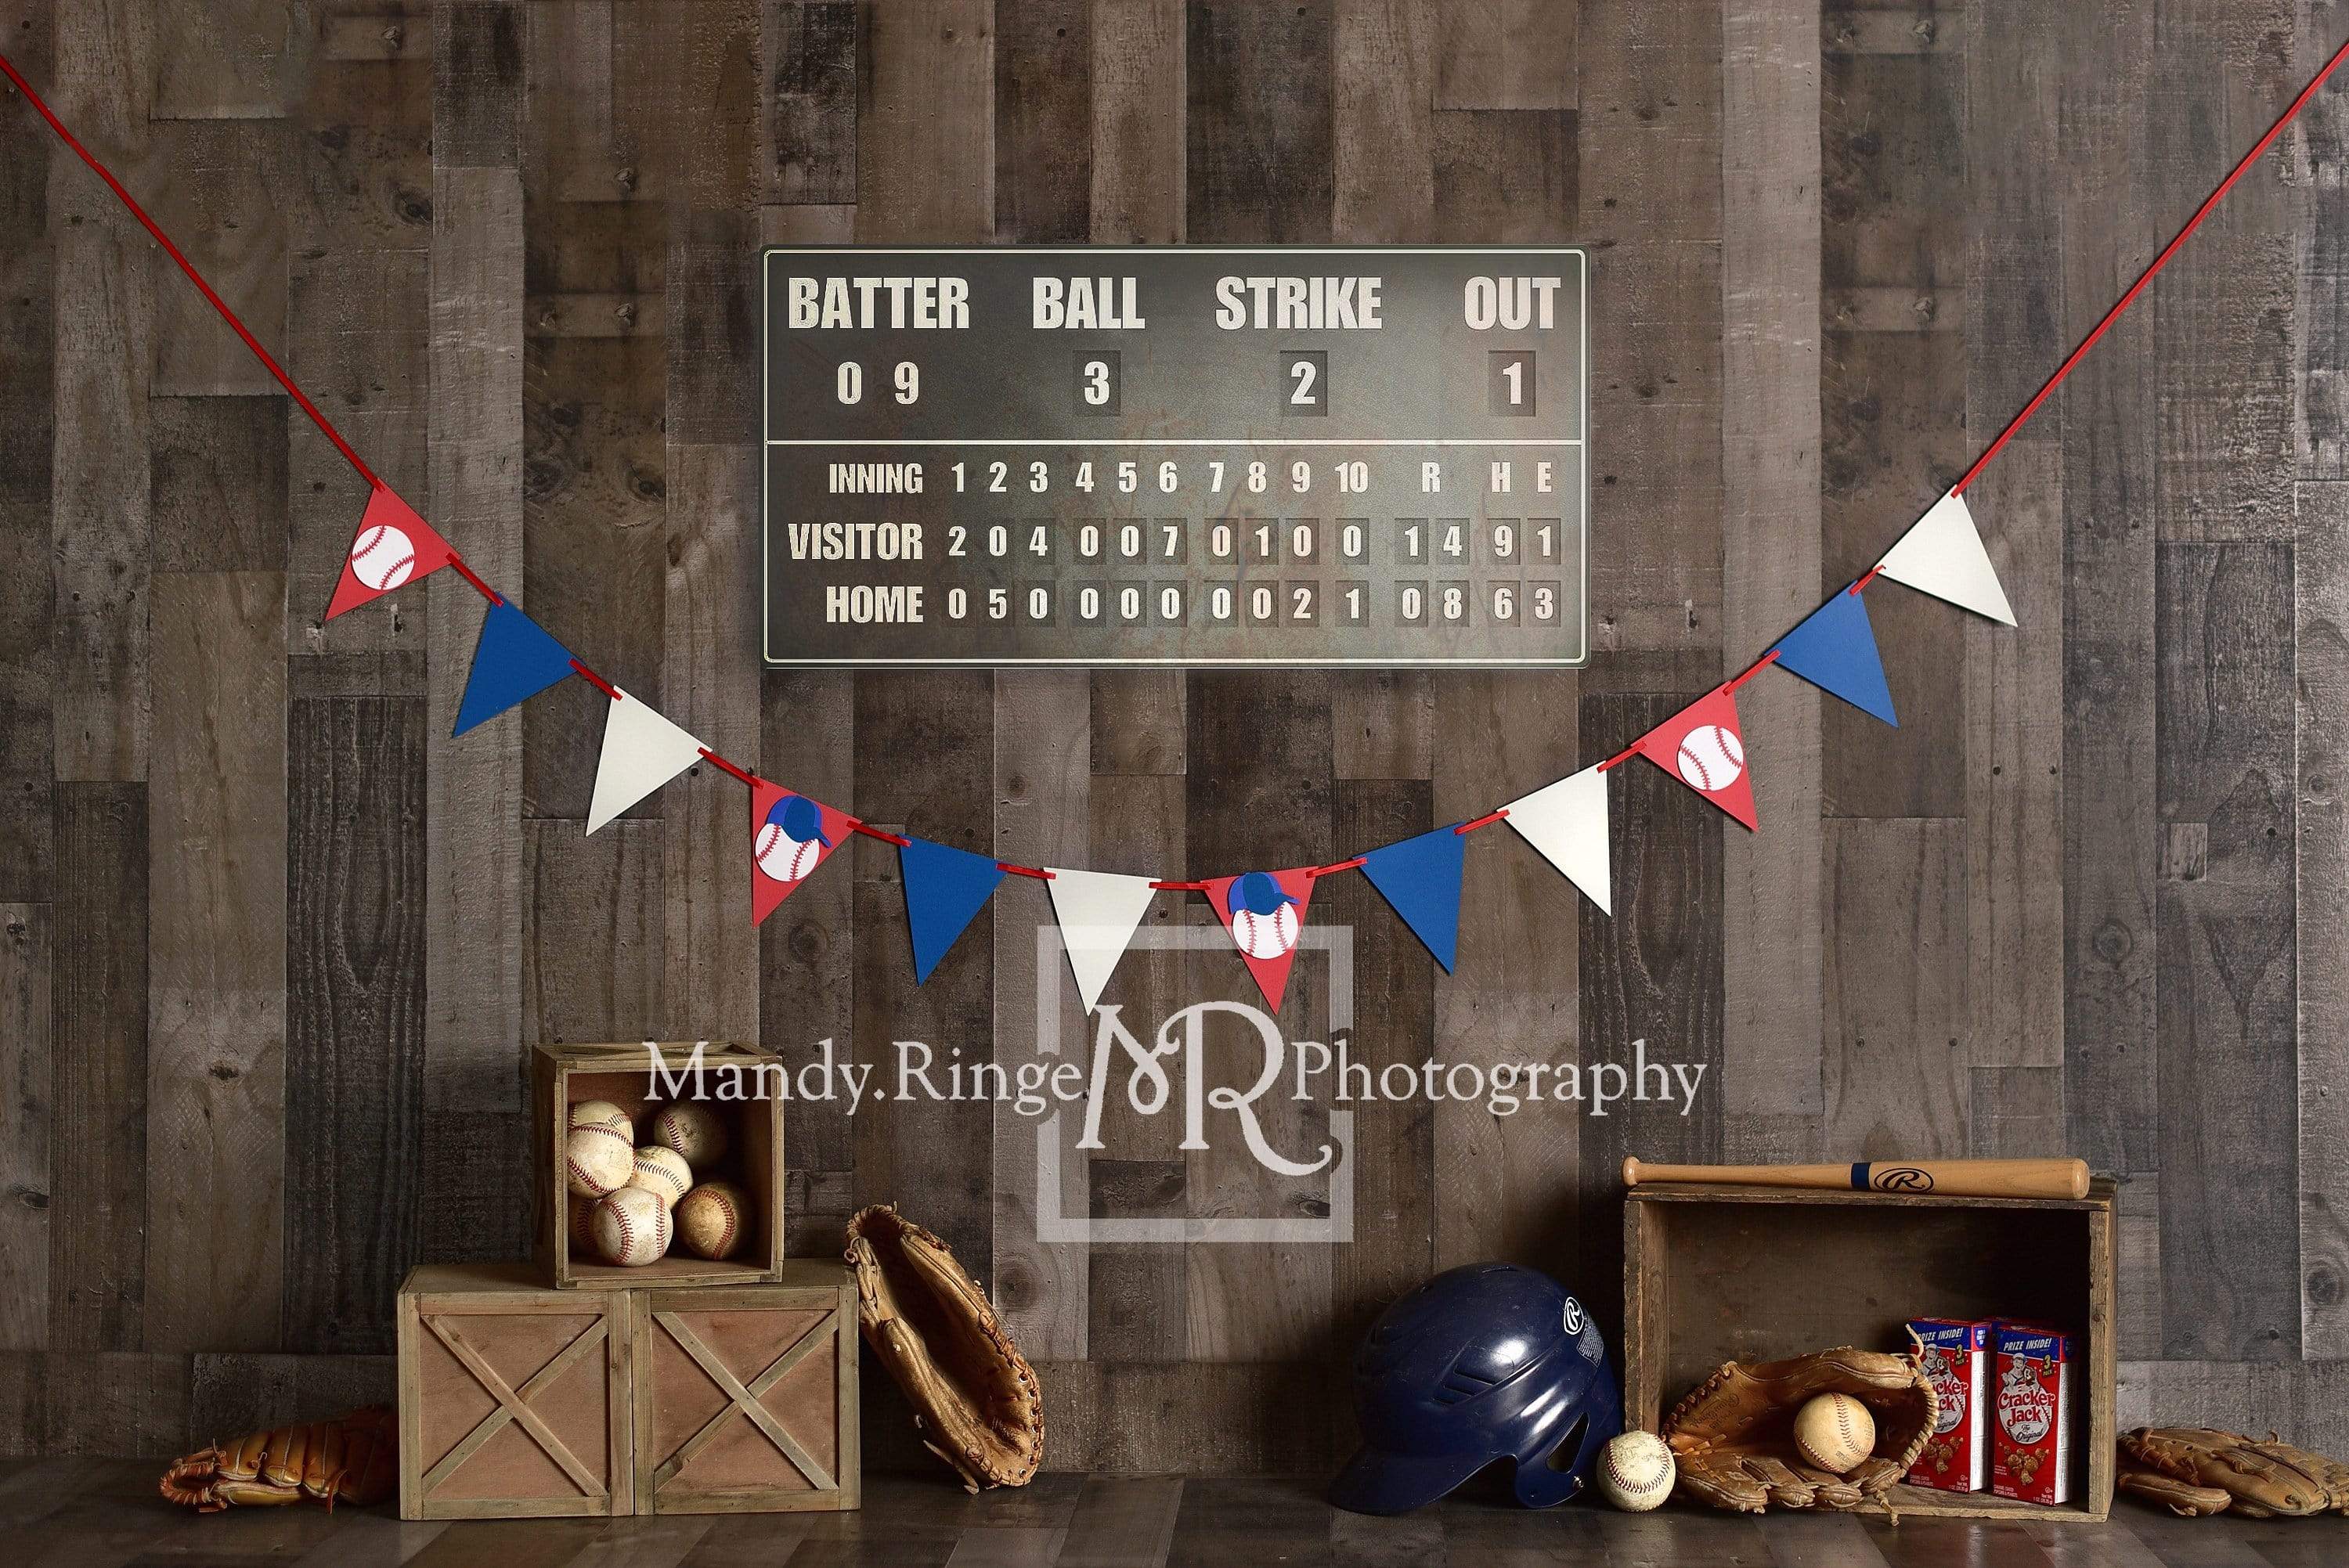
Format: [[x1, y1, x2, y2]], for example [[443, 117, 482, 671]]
[[760, 247, 1589, 668]]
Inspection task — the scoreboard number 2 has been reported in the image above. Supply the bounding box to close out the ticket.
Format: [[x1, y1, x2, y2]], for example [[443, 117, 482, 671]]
[[763, 247, 1588, 667]]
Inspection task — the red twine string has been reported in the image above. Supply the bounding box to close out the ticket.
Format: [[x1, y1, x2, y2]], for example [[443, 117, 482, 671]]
[[697, 748, 758, 788], [568, 660, 620, 701], [852, 821, 913, 849], [443, 552, 503, 606]]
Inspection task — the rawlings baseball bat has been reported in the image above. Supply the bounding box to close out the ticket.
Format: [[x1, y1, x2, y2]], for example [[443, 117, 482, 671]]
[[1621, 1156, 2090, 1202]]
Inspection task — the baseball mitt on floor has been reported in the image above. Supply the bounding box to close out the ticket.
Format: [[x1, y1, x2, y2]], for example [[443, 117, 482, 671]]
[[846, 1204, 1044, 1492], [160, 1406, 396, 1512], [1662, 1347, 1936, 1513], [2118, 1427, 2349, 1518]]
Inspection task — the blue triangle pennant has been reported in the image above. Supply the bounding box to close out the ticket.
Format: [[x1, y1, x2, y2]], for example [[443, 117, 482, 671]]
[[454, 600, 579, 736], [1359, 824, 1468, 972], [1771, 588, 1899, 726], [900, 837, 1006, 982]]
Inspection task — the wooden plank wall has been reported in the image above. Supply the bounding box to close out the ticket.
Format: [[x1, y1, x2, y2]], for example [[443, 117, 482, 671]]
[[2, 0, 2343, 1462]]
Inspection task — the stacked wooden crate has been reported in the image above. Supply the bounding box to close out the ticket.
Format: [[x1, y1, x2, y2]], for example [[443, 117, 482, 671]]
[[395, 1044, 859, 1519]]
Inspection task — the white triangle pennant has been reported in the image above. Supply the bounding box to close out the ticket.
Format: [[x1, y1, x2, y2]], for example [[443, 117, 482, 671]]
[[1503, 765, 1612, 915], [1045, 867, 1159, 1012], [1873, 491, 2017, 626], [586, 687, 707, 833]]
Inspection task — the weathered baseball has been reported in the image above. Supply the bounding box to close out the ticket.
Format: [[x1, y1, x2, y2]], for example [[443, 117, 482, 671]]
[[569, 1098, 635, 1137], [565, 1121, 633, 1198], [626, 1144, 694, 1210], [591, 1184, 672, 1267], [567, 1195, 598, 1255], [1598, 1429, 1676, 1512], [674, 1180, 750, 1260], [648, 1101, 728, 1172], [1794, 1392, 1876, 1473]]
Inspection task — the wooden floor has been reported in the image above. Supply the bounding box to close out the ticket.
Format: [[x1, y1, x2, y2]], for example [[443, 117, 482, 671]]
[[12, 1459, 2345, 1568]]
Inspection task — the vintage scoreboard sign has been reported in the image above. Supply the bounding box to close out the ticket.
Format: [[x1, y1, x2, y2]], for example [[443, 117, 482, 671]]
[[760, 246, 1588, 668]]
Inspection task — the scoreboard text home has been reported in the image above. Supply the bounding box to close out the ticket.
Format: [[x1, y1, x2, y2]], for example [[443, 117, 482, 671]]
[[760, 247, 1589, 668]]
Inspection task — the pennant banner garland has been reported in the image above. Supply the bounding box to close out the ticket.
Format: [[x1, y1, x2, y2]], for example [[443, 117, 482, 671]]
[[588, 688, 706, 834], [1771, 589, 1899, 726], [901, 839, 1008, 983], [454, 601, 577, 736], [747, 780, 853, 926], [1046, 869, 1161, 1013], [1207, 871, 1318, 1014], [327, 486, 455, 621], [1632, 687, 1758, 831], [30, 26, 2349, 1012], [1359, 827, 1468, 974]]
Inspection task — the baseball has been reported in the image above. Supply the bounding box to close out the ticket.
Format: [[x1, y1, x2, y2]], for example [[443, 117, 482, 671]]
[[1793, 1392, 1876, 1473], [569, 1099, 633, 1137], [626, 1144, 694, 1210], [753, 823, 821, 884], [565, 1121, 633, 1198], [590, 1185, 672, 1267], [675, 1179, 750, 1260], [1233, 902, 1299, 960], [1675, 723, 1745, 793], [567, 1195, 598, 1254], [348, 521, 416, 592], [1598, 1429, 1676, 1512], [648, 1101, 728, 1171]]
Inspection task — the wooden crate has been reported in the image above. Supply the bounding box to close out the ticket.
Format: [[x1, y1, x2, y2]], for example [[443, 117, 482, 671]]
[[536, 1041, 785, 1289], [397, 1263, 634, 1519], [630, 1266, 861, 1514], [1622, 1179, 2118, 1523]]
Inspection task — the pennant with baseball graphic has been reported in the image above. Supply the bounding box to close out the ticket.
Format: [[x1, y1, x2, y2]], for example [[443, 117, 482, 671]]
[[1359, 826, 1467, 972], [1873, 490, 2017, 626], [1503, 766, 1612, 915], [1770, 588, 1899, 726], [900, 837, 1006, 982], [453, 600, 578, 736], [1045, 867, 1159, 1011], [1633, 687, 1759, 831], [325, 485, 456, 620], [747, 779, 853, 925], [1206, 868, 1318, 1013], [586, 688, 706, 833]]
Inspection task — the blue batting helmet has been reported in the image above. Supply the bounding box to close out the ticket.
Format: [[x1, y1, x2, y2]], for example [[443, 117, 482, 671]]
[[1330, 1263, 1623, 1515]]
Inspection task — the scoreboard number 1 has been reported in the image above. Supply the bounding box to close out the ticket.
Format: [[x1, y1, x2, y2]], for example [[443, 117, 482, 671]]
[[762, 247, 1588, 667]]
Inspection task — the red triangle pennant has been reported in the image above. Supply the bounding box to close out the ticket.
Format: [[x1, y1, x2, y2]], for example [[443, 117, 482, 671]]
[[1205, 868, 1318, 1014], [748, 778, 853, 925], [1632, 687, 1759, 831], [325, 486, 458, 620]]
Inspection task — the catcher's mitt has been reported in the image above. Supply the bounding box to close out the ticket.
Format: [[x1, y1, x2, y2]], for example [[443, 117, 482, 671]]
[[846, 1204, 1043, 1491], [2118, 1427, 2349, 1519], [1661, 1347, 1936, 1513], [160, 1406, 396, 1512]]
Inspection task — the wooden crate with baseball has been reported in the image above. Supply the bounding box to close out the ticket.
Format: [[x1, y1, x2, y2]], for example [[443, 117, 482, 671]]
[[536, 1042, 786, 1290]]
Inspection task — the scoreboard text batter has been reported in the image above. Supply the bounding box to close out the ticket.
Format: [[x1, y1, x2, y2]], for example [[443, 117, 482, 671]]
[[760, 247, 1588, 667]]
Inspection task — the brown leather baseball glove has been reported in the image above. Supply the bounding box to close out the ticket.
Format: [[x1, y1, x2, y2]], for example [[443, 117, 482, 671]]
[[160, 1406, 396, 1512], [2118, 1428, 2349, 1518], [846, 1205, 1044, 1491], [1661, 1347, 1936, 1512]]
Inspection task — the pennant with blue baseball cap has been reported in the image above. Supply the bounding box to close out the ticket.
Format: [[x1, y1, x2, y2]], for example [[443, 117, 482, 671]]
[[1206, 868, 1317, 1013], [1771, 587, 1900, 726], [748, 778, 853, 925], [900, 837, 1006, 982], [1359, 825, 1467, 972], [453, 600, 578, 736]]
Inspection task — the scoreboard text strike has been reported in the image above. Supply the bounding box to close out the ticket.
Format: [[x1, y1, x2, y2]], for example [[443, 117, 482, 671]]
[[760, 247, 1588, 668]]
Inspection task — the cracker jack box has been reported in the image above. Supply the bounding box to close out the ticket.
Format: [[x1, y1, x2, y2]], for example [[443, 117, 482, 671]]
[[1990, 1323, 2073, 1505], [1906, 1318, 1990, 1492]]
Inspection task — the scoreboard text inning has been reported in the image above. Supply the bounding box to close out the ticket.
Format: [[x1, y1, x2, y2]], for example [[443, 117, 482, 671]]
[[760, 247, 1588, 668]]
